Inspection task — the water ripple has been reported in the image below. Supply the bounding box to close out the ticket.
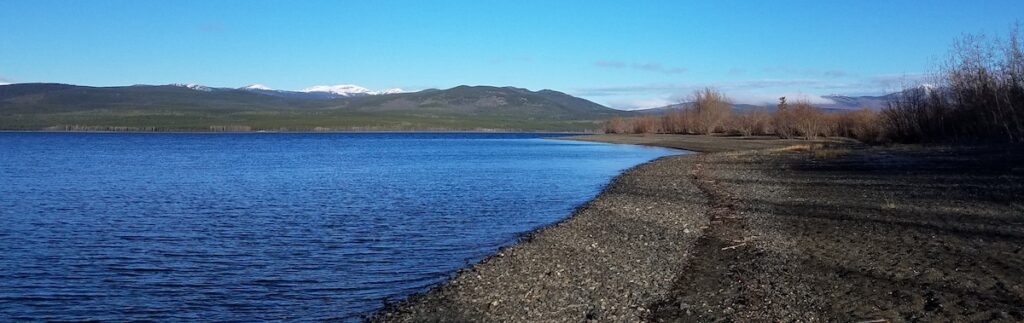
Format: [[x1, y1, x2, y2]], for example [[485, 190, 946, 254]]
[[0, 132, 679, 321]]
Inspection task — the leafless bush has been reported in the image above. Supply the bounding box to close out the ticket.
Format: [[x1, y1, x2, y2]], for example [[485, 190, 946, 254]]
[[728, 109, 772, 136], [603, 116, 664, 134], [632, 116, 663, 134], [604, 27, 1024, 143], [661, 108, 693, 134], [835, 109, 883, 143], [603, 117, 630, 134], [790, 100, 828, 139], [773, 97, 798, 139], [690, 88, 732, 135], [883, 25, 1024, 143], [881, 86, 950, 142]]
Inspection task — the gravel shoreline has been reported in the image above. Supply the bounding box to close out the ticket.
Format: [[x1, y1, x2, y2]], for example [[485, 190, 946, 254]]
[[372, 152, 710, 321], [370, 135, 794, 321], [372, 134, 1024, 322], [648, 143, 1024, 321]]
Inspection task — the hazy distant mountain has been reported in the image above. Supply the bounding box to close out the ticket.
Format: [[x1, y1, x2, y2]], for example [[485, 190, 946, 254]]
[[820, 85, 944, 110], [633, 102, 767, 115], [818, 94, 895, 110], [635, 92, 901, 115], [0, 83, 630, 131]]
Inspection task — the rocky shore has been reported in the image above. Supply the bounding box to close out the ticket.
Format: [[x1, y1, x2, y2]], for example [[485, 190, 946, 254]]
[[372, 134, 1024, 322]]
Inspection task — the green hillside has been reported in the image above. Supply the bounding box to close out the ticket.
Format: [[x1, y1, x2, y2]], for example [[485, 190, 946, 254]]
[[0, 84, 634, 131]]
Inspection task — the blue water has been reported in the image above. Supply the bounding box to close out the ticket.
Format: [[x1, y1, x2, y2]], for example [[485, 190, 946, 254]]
[[0, 132, 680, 321]]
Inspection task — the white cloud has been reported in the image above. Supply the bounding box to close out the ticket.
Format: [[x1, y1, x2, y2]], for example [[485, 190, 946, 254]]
[[603, 98, 675, 110], [573, 79, 835, 104], [731, 92, 836, 106], [593, 60, 688, 75], [761, 65, 851, 79], [633, 63, 688, 75], [864, 73, 935, 92], [597, 91, 838, 110], [572, 84, 680, 97], [573, 72, 930, 108]]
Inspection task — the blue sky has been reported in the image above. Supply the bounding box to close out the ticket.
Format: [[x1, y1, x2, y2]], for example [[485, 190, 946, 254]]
[[1, 1, 1022, 109]]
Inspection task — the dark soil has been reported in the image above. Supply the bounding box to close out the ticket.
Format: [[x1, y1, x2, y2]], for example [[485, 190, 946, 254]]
[[651, 144, 1024, 322]]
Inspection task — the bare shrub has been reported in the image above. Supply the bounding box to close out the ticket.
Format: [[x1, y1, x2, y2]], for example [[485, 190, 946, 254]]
[[690, 88, 732, 135], [773, 97, 798, 139], [881, 87, 951, 142], [632, 116, 663, 134], [603, 117, 630, 134], [883, 25, 1024, 143], [729, 109, 772, 136], [835, 109, 883, 143], [790, 100, 828, 139], [661, 108, 692, 134]]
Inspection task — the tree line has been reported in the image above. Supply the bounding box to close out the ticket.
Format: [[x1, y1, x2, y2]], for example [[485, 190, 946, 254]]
[[606, 26, 1024, 145], [604, 92, 884, 143]]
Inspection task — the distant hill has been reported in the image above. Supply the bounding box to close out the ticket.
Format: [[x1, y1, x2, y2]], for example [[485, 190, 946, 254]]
[[0, 83, 633, 131], [633, 102, 766, 115], [633, 92, 898, 116], [819, 94, 895, 110], [332, 86, 627, 119]]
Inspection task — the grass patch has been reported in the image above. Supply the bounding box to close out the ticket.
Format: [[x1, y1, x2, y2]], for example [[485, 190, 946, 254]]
[[776, 143, 851, 159], [778, 143, 824, 152], [812, 148, 851, 159]]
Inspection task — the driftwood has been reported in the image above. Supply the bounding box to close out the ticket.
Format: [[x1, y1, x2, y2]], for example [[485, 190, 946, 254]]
[[720, 243, 746, 250]]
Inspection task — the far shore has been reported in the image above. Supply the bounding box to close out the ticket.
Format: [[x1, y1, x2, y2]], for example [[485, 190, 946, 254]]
[[0, 130, 592, 134], [555, 133, 836, 152], [373, 134, 1024, 321]]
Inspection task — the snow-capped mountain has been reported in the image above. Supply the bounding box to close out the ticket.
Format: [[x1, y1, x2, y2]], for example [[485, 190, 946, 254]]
[[300, 84, 374, 97], [232, 83, 404, 99], [300, 84, 404, 97], [241, 84, 273, 91], [238, 83, 328, 99], [919, 83, 938, 94], [170, 83, 213, 92]]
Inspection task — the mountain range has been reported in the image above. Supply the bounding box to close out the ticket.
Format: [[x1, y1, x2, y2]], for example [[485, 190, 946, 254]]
[[0, 83, 631, 131], [634, 93, 896, 115], [240, 84, 405, 99], [0, 82, 906, 132]]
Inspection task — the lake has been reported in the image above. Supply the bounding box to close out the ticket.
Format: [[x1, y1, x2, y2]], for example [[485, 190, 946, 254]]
[[0, 132, 681, 321]]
